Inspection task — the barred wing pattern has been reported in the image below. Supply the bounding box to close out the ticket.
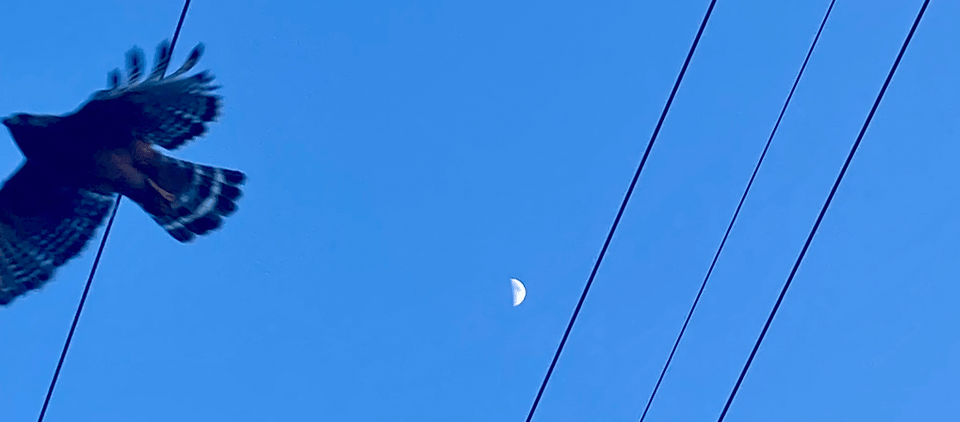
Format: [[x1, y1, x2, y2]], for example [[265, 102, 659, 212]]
[[0, 162, 115, 305], [94, 41, 220, 151], [0, 39, 243, 306]]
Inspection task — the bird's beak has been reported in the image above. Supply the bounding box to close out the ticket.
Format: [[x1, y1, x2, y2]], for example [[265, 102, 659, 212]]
[[1, 116, 12, 128]]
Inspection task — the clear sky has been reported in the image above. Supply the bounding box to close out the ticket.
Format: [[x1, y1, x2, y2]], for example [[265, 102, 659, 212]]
[[0, 0, 957, 421]]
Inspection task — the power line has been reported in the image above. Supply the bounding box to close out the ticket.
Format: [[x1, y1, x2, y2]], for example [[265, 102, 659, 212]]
[[37, 1, 193, 421], [636, 1, 837, 421], [524, 1, 719, 421], [715, 1, 930, 421]]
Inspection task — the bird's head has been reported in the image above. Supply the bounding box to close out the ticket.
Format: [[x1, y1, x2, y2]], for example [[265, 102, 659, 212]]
[[2, 113, 60, 158], [3, 113, 58, 129], [3, 113, 26, 128]]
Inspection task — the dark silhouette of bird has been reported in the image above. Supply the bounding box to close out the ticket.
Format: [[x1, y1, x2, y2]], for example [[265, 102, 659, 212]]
[[0, 40, 245, 305]]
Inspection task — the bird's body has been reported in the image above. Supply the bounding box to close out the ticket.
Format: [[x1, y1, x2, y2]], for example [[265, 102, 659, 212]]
[[0, 40, 245, 305]]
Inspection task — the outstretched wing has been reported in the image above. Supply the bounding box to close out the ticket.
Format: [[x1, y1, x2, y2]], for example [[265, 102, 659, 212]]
[[86, 40, 221, 151], [0, 161, 115, 306]]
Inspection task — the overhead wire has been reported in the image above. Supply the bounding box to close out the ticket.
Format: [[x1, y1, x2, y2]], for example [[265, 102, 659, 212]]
[[37, 1, 194, 421], [524, 1, 719, 421], [715, 1, 930, 420], [636, 1, 837, 420]]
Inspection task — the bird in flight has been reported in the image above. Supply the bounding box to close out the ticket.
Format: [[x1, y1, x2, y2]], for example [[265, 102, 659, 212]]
[[0, 40, 245, 306]]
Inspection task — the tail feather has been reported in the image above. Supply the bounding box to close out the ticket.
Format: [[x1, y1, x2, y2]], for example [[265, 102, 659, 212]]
[[147, 155, 245, 242]]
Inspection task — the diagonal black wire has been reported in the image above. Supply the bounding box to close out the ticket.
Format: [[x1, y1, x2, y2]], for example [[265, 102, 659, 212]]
[[636, 1, 837, 421], [524, 1, 719, 421], [37, 1, 193, 421], [716, 1, 929, 421]]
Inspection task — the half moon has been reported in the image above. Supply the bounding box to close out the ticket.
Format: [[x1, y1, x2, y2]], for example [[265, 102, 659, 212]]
[[511, 278, 526, 306]]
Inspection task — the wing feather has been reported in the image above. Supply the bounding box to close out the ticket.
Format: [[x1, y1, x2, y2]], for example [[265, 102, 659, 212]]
[[84, 41, 220, 151], [0, 161, 115, 306]]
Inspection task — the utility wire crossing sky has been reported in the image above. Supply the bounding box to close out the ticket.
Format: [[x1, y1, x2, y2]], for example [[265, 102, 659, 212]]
[[0, 1, 955, 421]]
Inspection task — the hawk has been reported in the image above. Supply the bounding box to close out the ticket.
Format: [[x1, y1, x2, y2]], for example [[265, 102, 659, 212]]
[[0, 40, 245, 306]]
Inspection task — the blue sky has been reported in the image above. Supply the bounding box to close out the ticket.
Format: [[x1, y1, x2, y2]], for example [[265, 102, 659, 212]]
[[1, 0, 957, 420]]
